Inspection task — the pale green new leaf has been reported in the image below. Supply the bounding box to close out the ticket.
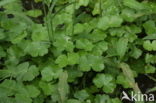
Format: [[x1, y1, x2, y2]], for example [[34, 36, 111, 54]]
[[26, 9, 42, 17], [123, 0, 145, 10], [76, 39, 94, 51], [116, 38, 128, 58], [58, 71, 69, 103], [67, 52, 79, 65], [143, 40, 153, 51], [39, 81, 54, 95], [55, 54, 68, 68]]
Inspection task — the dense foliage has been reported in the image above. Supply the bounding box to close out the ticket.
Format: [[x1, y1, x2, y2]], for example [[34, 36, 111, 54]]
[[0, 0, 156, 103]]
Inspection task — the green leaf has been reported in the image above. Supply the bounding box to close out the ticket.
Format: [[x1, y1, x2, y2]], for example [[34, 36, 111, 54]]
[[0, 62, 39, 81], [92, 2, 100, 15], [123, 0, 145, 10], [129, 47, 142, 59], [0, 80, 17, 97], [145, 53, 156, 64], [11, 31, 27, 44], [41, 67, 55, 82], [3, 0, 22, 11], [121, 8, 136, 22], [93, 74, 116, 93], [39, 81, 54, 95], [53, 35, 74, 52], [55, 54, 68, 68], [88, 55, 104, 72], [97, 15, 123, 30], [15, 62, 39, 81], [92, 41, 108, 56], [76, 0, 89, 8], [143, 40, 156, 51], [15, 94, 32, 103], [67, 52, 79, 65], [26, 85, 40, 98], [24, 41, 49, 57], [22, 65, 39, 81], [76, 39, 94, 51], [143, 40, 153, 51], [26, 9, 42, 17], [143, 34, 156, 40], [5, 45, 25, 65], [67, 68, 83, 82], [109, 15, 123, 27], [97, 16, 109, 30], [74, 23, 85, 34], [143, 20, 156, 35], [116, 74, 131, 88], [31, 24, 49, 41], [89, 29, 107, 42], [145, 64, 156, 74], [41, 65, 62, 82], [79, 55, 91, 72], [152, 40, 156, 51], [79, 54, 104, 72], [116, 38, 128, 58], [109, 27, 125, 37], [74, 89, 89, 101]]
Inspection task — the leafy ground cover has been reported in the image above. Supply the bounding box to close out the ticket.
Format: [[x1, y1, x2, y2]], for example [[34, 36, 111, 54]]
[[0, 0, 156, 103]]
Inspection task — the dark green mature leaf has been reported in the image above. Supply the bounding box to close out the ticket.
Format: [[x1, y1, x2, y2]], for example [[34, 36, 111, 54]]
[[26, 85, 40, 98], [0, 62, 39, 81], [93, 74, 116, 93], [0, 80, 17, 97], [74, 89, 89, 101], [0, 46, 6, 58], [79, 54, 104, 72], [39, 81, 54, 95]]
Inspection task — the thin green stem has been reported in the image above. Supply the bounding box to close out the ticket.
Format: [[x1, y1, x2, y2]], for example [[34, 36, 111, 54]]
[[42, 2, 51, 43]]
